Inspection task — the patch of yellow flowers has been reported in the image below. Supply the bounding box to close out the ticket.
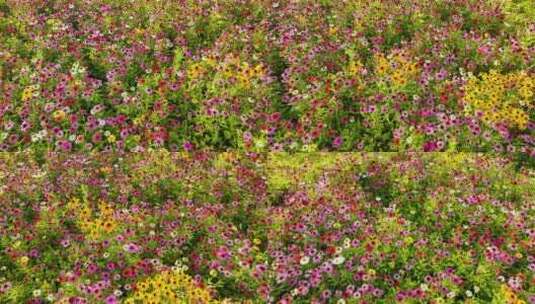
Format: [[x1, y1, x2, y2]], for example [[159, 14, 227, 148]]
[[499, 284, 526, 304], [21, 85, 40, 101], [125, 269, 219, 304], [345, 59, 366, 91], [217, 54, 266, 89], [234, 62, 266, 88], [187, 54, 266, 89], [463, 70, 534, 130], [375, 53, 419, 88], [66, 198, 118, 240]]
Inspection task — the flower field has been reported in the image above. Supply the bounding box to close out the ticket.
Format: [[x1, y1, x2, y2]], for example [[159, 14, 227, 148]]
[[1, 0, 535, 303], [0, 0, 534, 153], [0, 153, 534, 303]]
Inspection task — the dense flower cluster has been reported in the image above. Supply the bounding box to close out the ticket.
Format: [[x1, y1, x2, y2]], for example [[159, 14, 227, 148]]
[[1, 0, 535, 303], [125, 268, 218, 304], [463, 70, 534, 130], [66, 198, 119, 241], [1, 152, 534, 303], [0, 0, 533, 153]]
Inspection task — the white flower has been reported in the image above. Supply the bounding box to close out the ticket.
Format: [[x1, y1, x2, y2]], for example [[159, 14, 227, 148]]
[[466, 290, 473, 297], [31, 133, 41, 142], [447, 291, 456, 298], [300, 256, 310, 265], [332, 256, 345, 265], [337, 299, 346, 304], [474, 286, 480, 293], [420, 283, 428, 291], [33, 289, 42, 297]]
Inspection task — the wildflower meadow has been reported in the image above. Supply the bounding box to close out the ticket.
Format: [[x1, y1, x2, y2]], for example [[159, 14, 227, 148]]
[[1, 0, 535, 304], [0, 152, 534, 303], [0, 0, 533, 153]]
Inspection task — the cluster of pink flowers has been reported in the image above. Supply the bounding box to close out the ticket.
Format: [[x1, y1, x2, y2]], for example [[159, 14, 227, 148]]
[[0, 0, 533, 154], [0, 153, 533, 303]]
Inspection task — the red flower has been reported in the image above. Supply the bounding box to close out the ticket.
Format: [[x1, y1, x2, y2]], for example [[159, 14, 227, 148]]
[[326, 246, 336, 255], [122, 267, 137, 278]]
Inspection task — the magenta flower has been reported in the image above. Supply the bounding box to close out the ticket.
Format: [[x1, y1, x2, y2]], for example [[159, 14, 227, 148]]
[[216, 246, 231, 260], [183, 141, 193, 151], [123, 243, 141, 253], [332, 136, 343, 149], [104, 295, 118, 304]]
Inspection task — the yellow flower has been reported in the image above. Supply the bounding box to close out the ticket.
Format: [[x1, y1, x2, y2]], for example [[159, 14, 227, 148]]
[[102, 221, 115, 233], [329, 26, 338, 36], [21, 85, 39, 101], [464, 70, 533, 130], [254, 64, 266, 77], [107, 134, 116, 143], [188, 63, 205, 79], [127, 270, 219, 303], [347, 60, 362, 77], [375, 54, 390, 76], [19, 256, 29, 266], [100, 167, 112, 174], [506, 292, 517, 303], [52, 110, 66, 122]]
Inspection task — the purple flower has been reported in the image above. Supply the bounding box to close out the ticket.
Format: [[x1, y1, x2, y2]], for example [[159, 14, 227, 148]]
[[332, 136, 343, 149], [123, 243, 141, 253], [435, 68, 448, 81], [216, 246, 231, 260], [183, 141, 193, 151]]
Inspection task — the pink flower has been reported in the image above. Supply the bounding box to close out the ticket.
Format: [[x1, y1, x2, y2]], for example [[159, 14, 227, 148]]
[[332, 136, 343, 149], [123, 243, 141, 253], [105, 295, 118, 304], [183, 141, 193, 151], [57, 140, 72, 151], [60, 239, 70, 248], [216, 246, 231, 260]]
